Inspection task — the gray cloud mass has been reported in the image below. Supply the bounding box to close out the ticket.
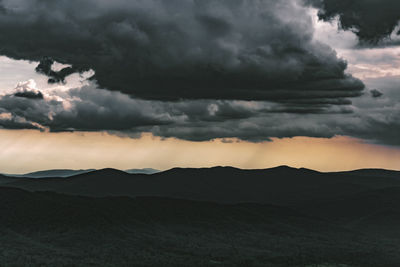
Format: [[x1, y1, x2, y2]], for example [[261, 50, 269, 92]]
[[0, 0, 399, 146], [0, 0, 363, 104], [1, 80, 399, 146], [308, 0, 400, 45]]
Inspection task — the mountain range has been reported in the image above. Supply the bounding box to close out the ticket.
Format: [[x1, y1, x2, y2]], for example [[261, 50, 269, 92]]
[[1, 166, 400, 266], [3, 167, 160, 178], [2, 166, 400, 205]]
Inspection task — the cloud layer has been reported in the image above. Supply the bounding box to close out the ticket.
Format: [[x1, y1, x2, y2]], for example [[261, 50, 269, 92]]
[[0, 77, 398, 146], [0, 0, 363, 106], [0, 79, 349, 140], [309, 0, 400, 44], [0, 0, 399, 147]]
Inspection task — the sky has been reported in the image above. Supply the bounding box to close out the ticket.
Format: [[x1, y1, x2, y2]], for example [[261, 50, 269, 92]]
[[0, 0, 400, 173]]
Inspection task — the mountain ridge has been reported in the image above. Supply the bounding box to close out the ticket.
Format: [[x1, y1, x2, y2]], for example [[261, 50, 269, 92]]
[[3, 165, 400, 207], [3, 165, 400, 179], [1, 166, 400, 266]]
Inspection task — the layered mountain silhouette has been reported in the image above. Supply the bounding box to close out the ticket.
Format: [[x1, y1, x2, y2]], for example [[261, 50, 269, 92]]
[[5, 169, 96, 178], [1, 166, 400, 266], [3, 166, 400, 205], [124, 168, 160, 174], [3, 168, 160, 178]]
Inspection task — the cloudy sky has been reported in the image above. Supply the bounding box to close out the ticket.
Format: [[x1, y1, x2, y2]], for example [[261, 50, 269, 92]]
[[1, 0, 400, 173]]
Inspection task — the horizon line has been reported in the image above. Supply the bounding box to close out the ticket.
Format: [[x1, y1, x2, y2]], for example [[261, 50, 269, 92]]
[[2, 165, 400, 177]]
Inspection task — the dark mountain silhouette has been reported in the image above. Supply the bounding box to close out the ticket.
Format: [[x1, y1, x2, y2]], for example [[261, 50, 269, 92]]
[[7, 169, 96, 178], [0, 173, 18, 185], [302, 186, 400, 228], [1, 186, 400, 267], [5, 166, 400, 206], [4, 168, 159, 178], [329, 168, 400, 179], [2, 166, 400, 266], [125, 168, 160, 174]]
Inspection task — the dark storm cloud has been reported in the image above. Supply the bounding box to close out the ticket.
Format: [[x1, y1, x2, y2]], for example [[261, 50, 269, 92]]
[[370, 89, 383, 98], [0, 109, 41, 130], [1, 80, 400, 146], [0, 118, 40, 130], [2, 0, 400, 147], [308, 0, 400, 44], [0, 0, 363, 107], [342, 75, 400, 146], [149, 112, 343, 142], [340, 111, 400, 146], [0, 85, 173, 132], [14, 90, 43, 99], [35, 58, 77, 84], [48, 88, 173, 132], [0, 83, 352, 140], [0, 93, 53, 126]]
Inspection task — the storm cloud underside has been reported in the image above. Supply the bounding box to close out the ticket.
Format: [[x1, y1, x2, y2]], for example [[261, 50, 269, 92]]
[[308, 0, 400, 45], [0, 0, 363, 102], [0, 0, 399, 146]]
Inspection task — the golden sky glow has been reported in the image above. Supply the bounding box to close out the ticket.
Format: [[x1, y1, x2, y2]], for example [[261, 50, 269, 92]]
[[1, 129, 399, 174]]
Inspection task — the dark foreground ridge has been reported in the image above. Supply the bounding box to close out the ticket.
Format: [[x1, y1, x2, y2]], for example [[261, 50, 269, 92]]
[[1, 166, 400, 266], [2, 166, 400, 205]]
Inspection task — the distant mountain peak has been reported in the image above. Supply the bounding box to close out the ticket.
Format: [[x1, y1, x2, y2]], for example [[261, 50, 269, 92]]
[[6, 169, 96, 178], [89, 168, 128, 175], [125, 168, 160, 174], [272, 165, 296, 170]]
